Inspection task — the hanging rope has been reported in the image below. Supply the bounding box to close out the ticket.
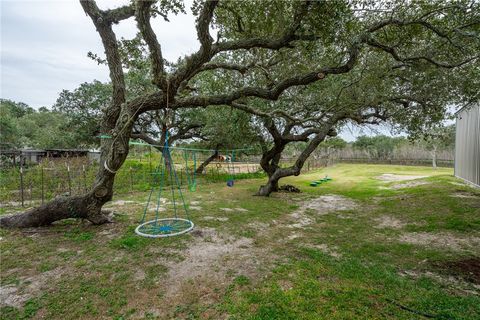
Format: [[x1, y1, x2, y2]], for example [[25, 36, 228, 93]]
[[226, 149, 235, 187], [183, 150, 197, 192], [135, 81, 194, 238]]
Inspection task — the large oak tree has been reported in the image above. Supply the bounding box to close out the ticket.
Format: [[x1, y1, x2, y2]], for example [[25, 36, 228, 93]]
[[1, 0, 479, 227]]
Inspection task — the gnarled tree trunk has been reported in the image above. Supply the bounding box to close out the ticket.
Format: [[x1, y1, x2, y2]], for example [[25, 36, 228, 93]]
[[196, 149, 219, 174], [0, 100, 141, 228], [0, 0, 144, 229], [257, 175, 280, 196], [0, 194, 111, 228], [256, 124, 335, 196]]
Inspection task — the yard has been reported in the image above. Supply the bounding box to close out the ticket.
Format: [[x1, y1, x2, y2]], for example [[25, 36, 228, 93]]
[[1, 164, 479, 319]]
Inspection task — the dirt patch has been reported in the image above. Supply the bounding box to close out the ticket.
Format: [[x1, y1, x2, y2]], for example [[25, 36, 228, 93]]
[[289, 195, 357, 229], [136, 227, 273, 319], [189, 206, 202, 211], [0, 268, 66, 308], [133, 269, 146, 281], [287, 232, 302, 240], [161, 228, 264, 299], [147, 206, 166, 212], [432, 258, 480, 285], [449, 181, 469, 187], [389, 181, 429, 189], [219, 207, 248, 213], [377, 174, 429, 182], [202, 216, 229, 222], [374, 215, 405, 229], [248, 222, 270, 232], [105, 200, 137, 206], [399, 269, 480, 295], [302, 195, 357, 213], [305, 243, 342, 258], [277, 279, 294, 291], [450, 192, 478, 199], [398, 232, 480, 251], [289, 216, 314, 228], [371, 195, 413, 203]]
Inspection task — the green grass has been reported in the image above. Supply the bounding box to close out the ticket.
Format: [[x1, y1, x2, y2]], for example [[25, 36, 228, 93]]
[[0, 164, 479, 319]]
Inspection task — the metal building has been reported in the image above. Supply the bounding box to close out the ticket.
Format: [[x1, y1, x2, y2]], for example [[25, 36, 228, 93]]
[[455, 104, 480, 187]]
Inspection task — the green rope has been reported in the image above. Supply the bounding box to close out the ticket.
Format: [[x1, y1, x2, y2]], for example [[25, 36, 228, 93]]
[[183, 150, 197, 192], [141, 158, 164, 223], [153, 160, 166, 227]]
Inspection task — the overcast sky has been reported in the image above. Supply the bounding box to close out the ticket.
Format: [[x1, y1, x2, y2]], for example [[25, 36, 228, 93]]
[[1, 0, 198, 108], [1, 0, 393, 141]]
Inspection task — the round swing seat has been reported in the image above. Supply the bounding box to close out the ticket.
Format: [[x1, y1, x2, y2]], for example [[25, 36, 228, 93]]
[[135, 218, 194, 238]]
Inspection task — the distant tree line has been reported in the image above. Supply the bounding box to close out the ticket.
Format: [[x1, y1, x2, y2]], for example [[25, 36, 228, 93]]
[[0, 93, 456, 170]]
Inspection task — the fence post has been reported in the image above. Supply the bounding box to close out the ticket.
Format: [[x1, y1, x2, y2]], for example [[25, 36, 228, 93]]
[[149, 146, 152, 173], [67, 164, 72, 195], [129, 167, 133, 191], [41, 165, 44, 204], [29, 172, 33, 205], [20, 166, 24, 207], [82, 165, 88, 193]]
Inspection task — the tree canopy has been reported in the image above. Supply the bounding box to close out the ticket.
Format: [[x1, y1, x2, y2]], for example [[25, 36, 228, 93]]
[[2, 0, 479, 227]]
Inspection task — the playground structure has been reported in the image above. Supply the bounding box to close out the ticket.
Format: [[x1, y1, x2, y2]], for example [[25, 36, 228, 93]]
[[135, 135, 195, 238], [310, 176, 333, 187], [132, 134, 257, 237]]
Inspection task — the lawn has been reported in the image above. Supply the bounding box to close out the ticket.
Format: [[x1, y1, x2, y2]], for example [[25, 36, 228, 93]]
[[1, 164, 479, 319]]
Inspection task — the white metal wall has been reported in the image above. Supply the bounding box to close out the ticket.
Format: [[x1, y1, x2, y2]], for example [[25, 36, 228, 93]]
[[455, 104, 480, 187]]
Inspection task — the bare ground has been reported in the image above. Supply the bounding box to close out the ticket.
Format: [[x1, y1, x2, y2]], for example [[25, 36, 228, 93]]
[[377, 173, 430, 182], [398, 232, 480, 251], [388, 180, 430, 189], [290, 194, 357, 229], [127, 227, 272, 318], [0, 268, 66, 308], [374, 215, 406, 229]]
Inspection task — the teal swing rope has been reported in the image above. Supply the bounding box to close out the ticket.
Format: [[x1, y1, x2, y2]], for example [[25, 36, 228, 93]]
[[183, 150, 197, 191], [226, 149, 236, 187], [153, 159, 166, 227], [140, 158, 164, 224], [166, 144, 190, 221], [137, 131, 193, 237], [164, 140, 179, 220]]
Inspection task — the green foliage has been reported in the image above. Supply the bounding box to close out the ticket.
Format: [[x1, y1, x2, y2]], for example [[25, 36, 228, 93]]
[[16, 110, 77, 149], [0, 98, 98, 149], [320, 137, 347, 150], [53, 80, 112, 147], [353, 135, 407, 159], [418, 124, 456, 151], [0, 99, 34, 149]]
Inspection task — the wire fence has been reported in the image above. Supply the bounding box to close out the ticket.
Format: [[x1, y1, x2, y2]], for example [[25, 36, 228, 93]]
[[333, 158, 454, 167], [0, 153, 333, 210], [0, 148, 448, 212], [0, 156, 267, 209]]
